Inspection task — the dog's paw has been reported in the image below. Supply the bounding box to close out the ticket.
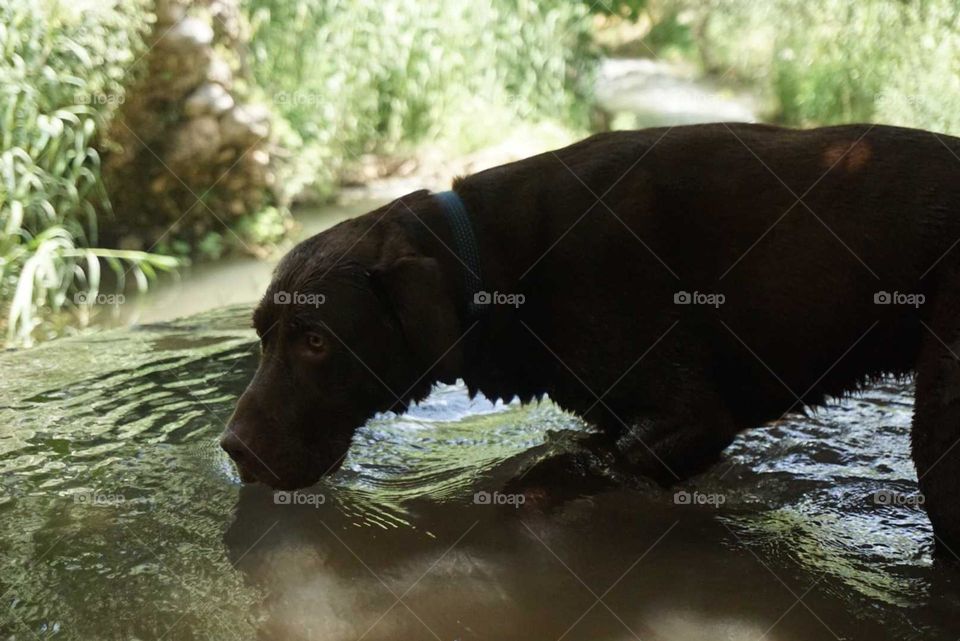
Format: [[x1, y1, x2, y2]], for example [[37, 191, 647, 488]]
[[502, 449, 618, 502]]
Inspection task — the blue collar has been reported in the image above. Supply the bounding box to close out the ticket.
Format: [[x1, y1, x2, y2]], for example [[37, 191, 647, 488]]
[[435, 190, 486, 319]]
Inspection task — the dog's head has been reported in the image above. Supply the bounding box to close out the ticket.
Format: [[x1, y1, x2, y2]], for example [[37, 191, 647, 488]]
[[220, 192, 464, 489]]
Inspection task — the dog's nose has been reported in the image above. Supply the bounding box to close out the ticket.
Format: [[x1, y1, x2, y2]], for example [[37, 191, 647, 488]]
[[219, 430, 244, 461], [220, 431, 259, 483]]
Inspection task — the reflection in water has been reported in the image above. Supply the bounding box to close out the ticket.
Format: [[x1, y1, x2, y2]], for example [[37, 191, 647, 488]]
[[1, 306, 959, 640]]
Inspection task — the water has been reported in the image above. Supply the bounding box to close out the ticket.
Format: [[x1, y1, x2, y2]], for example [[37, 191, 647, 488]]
[[102, 198, 381, 328], [2, 305, 960, 641], [595, 58, 758, 127]]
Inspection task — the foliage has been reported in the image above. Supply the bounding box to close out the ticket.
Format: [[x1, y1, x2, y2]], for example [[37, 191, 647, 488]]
[[242, 0, 597, 199], [645, 0, 960, 132], [0, 0, 176, 346], [587, 0, 650, 21], [2, 0, 600, 346]]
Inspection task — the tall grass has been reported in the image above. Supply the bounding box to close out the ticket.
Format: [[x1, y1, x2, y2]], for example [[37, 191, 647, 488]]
[[655, 0, 960, 132], [2, 0, 600, 346], [0, 0, 176, 347], [243, 0, 597, 199]]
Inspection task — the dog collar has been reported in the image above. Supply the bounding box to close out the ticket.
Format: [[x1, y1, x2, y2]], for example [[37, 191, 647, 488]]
[[435, 190, 486, 319]]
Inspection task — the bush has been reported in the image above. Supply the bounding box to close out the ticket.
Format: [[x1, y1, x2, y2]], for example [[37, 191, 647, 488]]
[[242, 0, 597, 199], [0, 0, 176, 346]]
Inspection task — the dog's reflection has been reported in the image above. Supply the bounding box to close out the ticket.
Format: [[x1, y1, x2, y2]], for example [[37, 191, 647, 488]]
[[224, 482, 575, 641], [220, 480, 886, 641]]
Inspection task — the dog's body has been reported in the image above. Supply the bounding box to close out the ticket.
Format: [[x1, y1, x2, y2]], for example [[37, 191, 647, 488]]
[[224, 123, 960, 551]]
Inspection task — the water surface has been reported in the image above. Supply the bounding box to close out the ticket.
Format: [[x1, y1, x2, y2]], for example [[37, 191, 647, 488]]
[[2, 305, 959, 640]]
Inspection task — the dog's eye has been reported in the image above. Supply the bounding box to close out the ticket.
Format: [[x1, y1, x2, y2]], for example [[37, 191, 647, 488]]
[[305, 332, 327, 354]]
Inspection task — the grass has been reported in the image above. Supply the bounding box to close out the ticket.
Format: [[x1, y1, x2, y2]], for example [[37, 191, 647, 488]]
[[2, 0, 602, 347], [243, 0, 597, 200], [631, 0, 960, 134], [0, 0, 177, 347]]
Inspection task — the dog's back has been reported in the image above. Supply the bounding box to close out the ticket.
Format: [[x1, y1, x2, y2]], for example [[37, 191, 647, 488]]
[[458, 124, 960, 424]]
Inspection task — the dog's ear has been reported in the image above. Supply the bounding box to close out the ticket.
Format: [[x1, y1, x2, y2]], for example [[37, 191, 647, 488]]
[[372, 255, 463, 386]]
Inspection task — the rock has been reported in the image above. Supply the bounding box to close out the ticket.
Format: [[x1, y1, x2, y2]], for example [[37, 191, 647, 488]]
[[210, 0, 242, 42], [225, 176, 246, 191], [150, 175, 171, 193], [250, 149, 270, 166], [100, 0, 282, 251], [154, 1, 186, 26], [207, 56, 233, 88], [167, 116, 222, 169], [151, 17, 214, 98], [184, 83, 234, 117], [162, 17, 214, 51], [220, 104, 270, 147]]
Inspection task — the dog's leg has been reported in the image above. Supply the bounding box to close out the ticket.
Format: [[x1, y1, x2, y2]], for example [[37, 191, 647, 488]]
[[611, 389, 739, 485], [913, 282, 960, 555], [505, 380, 738, 494], [503, 430, 626, 497]]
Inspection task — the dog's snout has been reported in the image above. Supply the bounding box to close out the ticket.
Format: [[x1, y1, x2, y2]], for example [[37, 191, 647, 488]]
[[220, 429, 259, 483], [219, 430, 244, 461]]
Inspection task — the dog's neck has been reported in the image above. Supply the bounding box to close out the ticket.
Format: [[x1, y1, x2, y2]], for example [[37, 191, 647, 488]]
[[384, 166, 565, 403]]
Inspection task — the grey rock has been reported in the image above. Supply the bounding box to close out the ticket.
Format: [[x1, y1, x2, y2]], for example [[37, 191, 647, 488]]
[[162, 17, 214, 51], [207, 56, 233, 88], [220, 104, 271, 146], [185, 83, 235, 117]]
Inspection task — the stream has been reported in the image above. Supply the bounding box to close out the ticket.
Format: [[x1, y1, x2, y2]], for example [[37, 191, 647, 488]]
[[2, 307, 959, 640], [3, 59, 960, 641]]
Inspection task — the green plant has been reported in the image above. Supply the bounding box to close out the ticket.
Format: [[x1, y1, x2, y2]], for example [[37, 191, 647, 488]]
[[0, 0, 177, 346], [242, 0, 597, 198], [650, 0, 960, 132], [588, 0, 650, 21]]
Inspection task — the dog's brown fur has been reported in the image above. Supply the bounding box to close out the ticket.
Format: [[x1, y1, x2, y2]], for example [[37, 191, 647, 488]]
[[224, 123, 960, 551]]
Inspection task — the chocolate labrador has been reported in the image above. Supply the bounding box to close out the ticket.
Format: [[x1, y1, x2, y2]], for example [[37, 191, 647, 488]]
[[222, 123, 960, 551]]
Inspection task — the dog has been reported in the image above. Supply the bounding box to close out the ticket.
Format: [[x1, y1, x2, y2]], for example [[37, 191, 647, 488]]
[[222, 123, 960, 552]]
